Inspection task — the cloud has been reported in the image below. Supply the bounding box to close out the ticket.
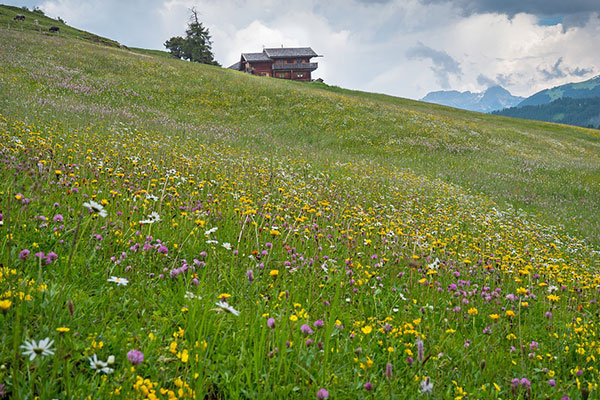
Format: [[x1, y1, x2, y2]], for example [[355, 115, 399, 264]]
[[420, 0, 600, 17], [539, 57, 594, 81], [406, 42, 462, 88], [477, 74, 496, 87]]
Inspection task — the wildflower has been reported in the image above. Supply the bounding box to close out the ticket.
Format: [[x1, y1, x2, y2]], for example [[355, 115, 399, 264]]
[[89, 354, 114, 374], [467, 307, 478, 316], [269, 269, 279, 277], [222, 242, 232, 250], [505, 310, 516, 317], [316, 388, 329, 399], [364, 382, 373, 391], [548, 294, 560, 302], [301, 324, 314, 335], [127, 349, 144, 365], [420, 377, 433, 394], [267, 317, 276, 328], [56, 327, 70, 333], [489, 313, 500, 321], [139, 211, 161, 224], [19, 249, 30, 260], [361, 325, 373, 334], [0, 299, 11, 314], [204, 227, 218, 236], [107, 276, 129, 286], [185, 291, 201, 299], [215, 301, 240, 316], [313, 319, 324, 328], [545, 311, 553, 319], [83, 201, 107, 218], [385, 362, 393, 380], [21, 337, 55, 360], [416, 339, 424, 362], [548, 379, 556, 387]]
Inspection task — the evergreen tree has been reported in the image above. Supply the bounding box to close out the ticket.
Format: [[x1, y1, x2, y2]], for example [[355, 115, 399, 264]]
[[165, 8, 220, 66]]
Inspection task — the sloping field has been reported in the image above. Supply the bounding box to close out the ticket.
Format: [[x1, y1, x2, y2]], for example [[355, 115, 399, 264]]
[[1, 24, 600, 399]]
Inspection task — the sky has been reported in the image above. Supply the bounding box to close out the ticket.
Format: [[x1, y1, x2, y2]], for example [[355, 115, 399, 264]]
[[7, 0, 600, 99]]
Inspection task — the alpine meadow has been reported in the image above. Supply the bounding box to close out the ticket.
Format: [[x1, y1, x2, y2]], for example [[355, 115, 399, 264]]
[[1, 4, 600, 400]]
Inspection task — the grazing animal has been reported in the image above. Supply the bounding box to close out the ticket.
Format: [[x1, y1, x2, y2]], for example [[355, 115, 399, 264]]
[[14, 14, 26, 21], [49, 26, 60, 33]]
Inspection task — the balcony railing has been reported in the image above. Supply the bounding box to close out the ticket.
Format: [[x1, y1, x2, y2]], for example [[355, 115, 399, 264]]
[[272, 62, 318, 71]]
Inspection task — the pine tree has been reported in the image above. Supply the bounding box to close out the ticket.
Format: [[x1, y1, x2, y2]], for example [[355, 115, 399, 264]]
[[164, 8, 220, 66]]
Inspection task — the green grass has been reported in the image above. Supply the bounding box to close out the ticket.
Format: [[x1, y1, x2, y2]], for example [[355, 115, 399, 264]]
[[0, 22, 599, 400]]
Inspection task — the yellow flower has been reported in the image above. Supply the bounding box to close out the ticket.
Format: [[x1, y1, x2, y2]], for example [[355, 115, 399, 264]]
[[505, 310, 516, 317], [289, 315, 298, 322], [489, 314, 500, 321], [467, 307, 478, 316], [218, 293, 231, 299], [361, 325, 373, 334], [516, 287, 528, 295], [269, 270, 279, 276], [0, 299, 12, 312], [548, 294, 560, 302], [56, 327, 70, 333]]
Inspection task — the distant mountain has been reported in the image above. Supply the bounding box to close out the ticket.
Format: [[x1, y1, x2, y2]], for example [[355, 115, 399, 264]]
[[421, 86, 524, 113], [518, 75, 600, 107], [494, 96, 600, 129]]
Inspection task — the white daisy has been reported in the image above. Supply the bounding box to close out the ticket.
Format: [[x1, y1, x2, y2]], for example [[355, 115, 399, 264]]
[[204, 227, 218, 236], [139, 211, 161, 224], [215, 301, 240, 316], [107, 276, 129, 286], [221, 242, 232, 250], [185, 291, 201, 299], [145, 193, 158, 201], [89, 354, 114, 374], [21, 337, 55, 360], [83, 201, 107, 218], [206, 240, 218, 245]]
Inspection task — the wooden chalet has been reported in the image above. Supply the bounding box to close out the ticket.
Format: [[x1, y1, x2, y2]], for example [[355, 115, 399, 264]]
[[228, 47, 321, 81]]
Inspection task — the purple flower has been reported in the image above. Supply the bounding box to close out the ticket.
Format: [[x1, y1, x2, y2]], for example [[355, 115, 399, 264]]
[[548, 379, 556, 387], [127, 349, 144, 365], [247, 269, 254, 283], [19, 249, 30, 260], [385, 362, 393, 380], [301, 324, 313, 335], [305, 339, 313, 346], [35, 252, 45, 259], [520, 378, 531, 388], [406, 357, 414, 365], [53, 214, 63, 222], [313, 320, 324, 329], [267, 318, 275, 328], [316, 388, 329, 399], [545, 311, 553, 319], [416, 339, 424, 362], [364, 382, 373, 391]]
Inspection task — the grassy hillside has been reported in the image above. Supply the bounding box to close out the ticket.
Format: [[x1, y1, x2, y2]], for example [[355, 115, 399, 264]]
[[1, 23, 600, 399]]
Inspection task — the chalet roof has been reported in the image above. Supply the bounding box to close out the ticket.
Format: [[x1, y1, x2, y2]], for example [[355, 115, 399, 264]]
[[242, 52, 272, 62], [264, 47, 318, 58], [227, 61, 242, 70]]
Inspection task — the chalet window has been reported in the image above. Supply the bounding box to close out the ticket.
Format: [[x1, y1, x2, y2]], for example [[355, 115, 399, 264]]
[[277, 73, 285, 78], [297, 73, 304, 78]]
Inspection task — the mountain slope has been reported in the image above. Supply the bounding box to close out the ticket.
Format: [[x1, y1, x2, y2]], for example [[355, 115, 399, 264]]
[[421, 85, 524, 112], [495, 96, 600, 129], [1, 17, 600, 400], [1, 27, 599, 244], [518, 75, 600, 107]]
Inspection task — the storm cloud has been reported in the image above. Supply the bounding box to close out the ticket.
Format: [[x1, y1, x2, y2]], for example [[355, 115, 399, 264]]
[[419, 0, 600, 17], [406, 42, 462, 88]]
